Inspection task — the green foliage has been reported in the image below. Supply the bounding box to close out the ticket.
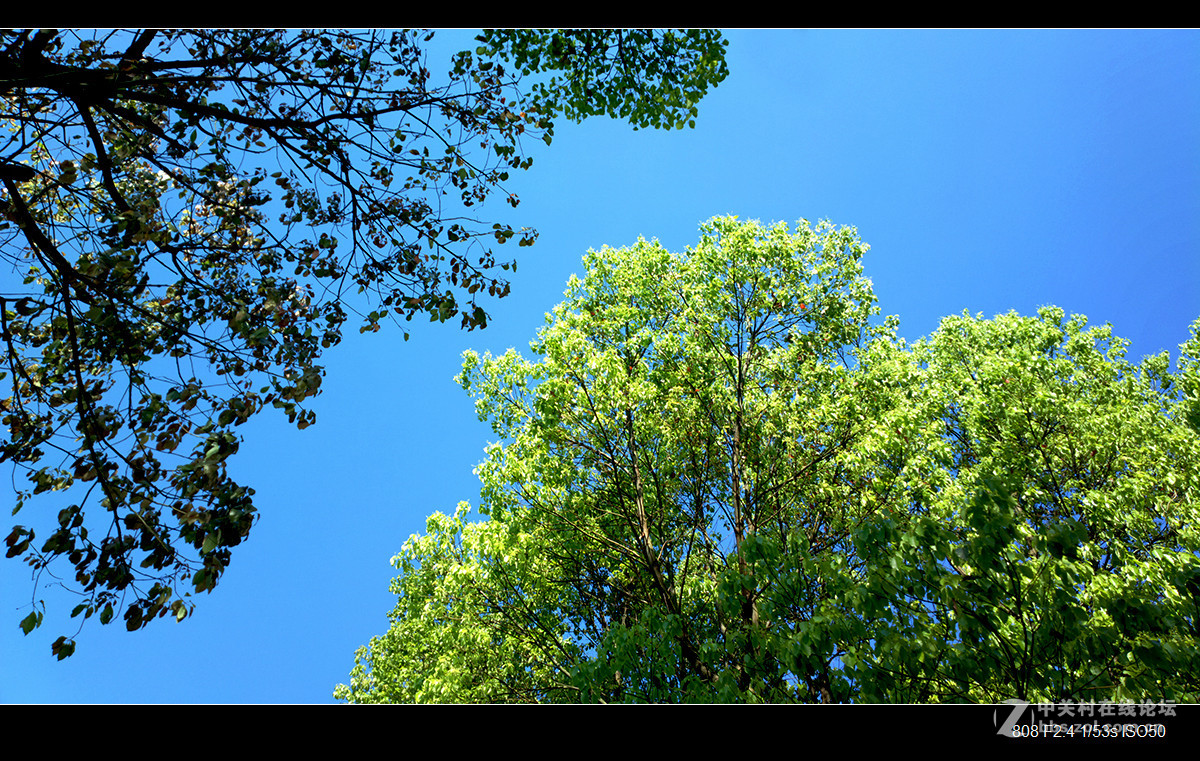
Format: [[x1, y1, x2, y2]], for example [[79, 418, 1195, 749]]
[[333, 504, 581, 703], [0, 29, 728, 654], [475, 30, 728, 131], [847, 309, 1200, 701], [338, 218, 1200, 703]]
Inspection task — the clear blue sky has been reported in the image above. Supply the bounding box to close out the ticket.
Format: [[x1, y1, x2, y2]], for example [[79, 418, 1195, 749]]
[[3, 29, 1197, 703]]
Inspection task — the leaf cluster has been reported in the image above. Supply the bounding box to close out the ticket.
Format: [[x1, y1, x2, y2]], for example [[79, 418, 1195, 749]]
[[338, 218, 1200, 702], [0, 28, 729, 654]]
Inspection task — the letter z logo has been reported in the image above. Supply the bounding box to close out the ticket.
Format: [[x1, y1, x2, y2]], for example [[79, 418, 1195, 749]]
[[995, 699, 1030, 737]]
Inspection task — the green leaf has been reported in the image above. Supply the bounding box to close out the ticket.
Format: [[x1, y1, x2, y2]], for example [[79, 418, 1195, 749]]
[[201, 531, 219, 555], [51, 636, 76, 660], [19, 610, 42, 635]]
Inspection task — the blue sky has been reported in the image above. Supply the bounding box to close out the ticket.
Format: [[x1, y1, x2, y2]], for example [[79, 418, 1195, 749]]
[[3, 29, 1197, 703]]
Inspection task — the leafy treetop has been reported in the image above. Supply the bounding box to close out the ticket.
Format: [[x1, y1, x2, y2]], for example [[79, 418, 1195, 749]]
[[337, 217, 1200, 703], [0, 28, 728, 658]]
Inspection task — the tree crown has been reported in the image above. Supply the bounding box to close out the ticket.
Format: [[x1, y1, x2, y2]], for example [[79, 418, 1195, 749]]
[[0, 28, 728, 657], [337, 218, 1200, 703]]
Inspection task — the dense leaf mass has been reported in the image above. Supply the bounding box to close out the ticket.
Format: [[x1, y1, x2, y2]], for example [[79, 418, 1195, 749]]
[[337, 217, 1200, 703], [0, 29, 728, 655]]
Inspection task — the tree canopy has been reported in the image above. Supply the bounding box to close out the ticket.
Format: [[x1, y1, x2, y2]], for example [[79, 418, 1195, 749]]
[[0, 28, 729, 657], [336, 217, 1200, 703]]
